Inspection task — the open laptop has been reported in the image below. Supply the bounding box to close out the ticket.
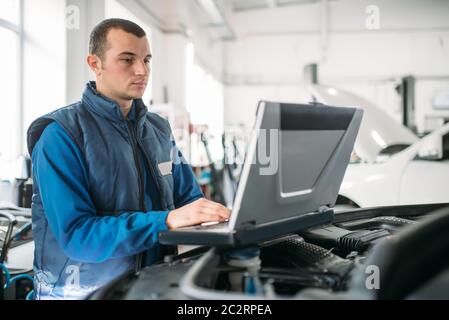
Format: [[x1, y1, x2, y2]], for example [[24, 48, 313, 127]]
[[159, 101, 363, 247]]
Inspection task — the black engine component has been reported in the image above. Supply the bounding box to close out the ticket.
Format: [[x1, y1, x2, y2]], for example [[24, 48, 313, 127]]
[[337, 229, 390, 252], [336, 216, 416, 232], [261, 236, 354, 290], [301, 225, 390, 255]]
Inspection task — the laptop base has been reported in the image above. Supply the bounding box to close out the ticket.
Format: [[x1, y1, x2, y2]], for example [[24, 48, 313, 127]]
[[159, 207, 334, 247]]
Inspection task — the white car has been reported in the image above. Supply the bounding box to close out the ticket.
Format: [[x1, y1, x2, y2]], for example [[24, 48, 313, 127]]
[[309, 85, 449, 208]]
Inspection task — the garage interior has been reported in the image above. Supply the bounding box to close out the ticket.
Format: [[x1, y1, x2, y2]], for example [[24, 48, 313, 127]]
[[1, 0, 449, 301]]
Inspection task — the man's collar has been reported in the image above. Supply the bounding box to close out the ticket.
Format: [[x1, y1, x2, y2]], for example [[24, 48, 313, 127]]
[[82, 81, 148, 123]]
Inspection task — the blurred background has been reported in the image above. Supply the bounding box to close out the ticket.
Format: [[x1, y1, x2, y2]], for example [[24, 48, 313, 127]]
[[1, 0, 449, 299], [1, 0, 449, 208]]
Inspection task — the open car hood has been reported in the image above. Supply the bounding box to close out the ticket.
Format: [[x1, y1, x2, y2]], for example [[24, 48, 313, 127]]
[[308, 85, 418, 162]]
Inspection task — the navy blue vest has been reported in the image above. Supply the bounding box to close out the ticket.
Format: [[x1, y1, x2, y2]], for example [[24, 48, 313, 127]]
[[27, 82, 176, 299]]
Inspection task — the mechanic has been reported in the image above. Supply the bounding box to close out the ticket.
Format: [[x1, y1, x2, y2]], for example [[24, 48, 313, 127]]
[[26, 18, 230, 300]]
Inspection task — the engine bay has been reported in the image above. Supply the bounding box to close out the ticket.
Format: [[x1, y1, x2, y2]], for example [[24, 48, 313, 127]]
[[90, 203, 449, 300]]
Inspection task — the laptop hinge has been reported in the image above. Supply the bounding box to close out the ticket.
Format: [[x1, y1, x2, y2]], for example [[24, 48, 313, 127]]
[[237, 220, 256, 231], [319, 205, 333, 214]]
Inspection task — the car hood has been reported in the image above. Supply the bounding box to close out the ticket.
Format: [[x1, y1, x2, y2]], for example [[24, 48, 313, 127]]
[[308, 85, 418, 162]]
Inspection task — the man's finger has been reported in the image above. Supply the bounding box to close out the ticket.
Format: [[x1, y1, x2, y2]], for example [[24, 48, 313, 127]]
[[199, 206, 224, 216], [199, 213, 222, 222], [201, 200, 229, 212]]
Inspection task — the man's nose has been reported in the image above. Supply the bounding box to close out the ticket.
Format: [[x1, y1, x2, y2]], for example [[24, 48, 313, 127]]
[[134, 59, 149, 76]]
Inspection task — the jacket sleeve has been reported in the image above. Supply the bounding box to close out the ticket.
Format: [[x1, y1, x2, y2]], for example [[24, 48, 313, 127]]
[[171, 140, 204, 208], [32, 122, 169, 263]]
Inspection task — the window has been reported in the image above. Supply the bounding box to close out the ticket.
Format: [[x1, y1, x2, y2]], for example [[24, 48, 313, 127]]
[[0, 1, 21, 180], [0, 0, 20, 25]]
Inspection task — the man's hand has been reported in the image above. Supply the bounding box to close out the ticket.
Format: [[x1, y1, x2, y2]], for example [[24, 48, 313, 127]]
[[166, 198, 231, 229]]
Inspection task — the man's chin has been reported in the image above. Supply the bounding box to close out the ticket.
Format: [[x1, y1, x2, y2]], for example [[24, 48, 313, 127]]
[[124, 92, 144, 100], [128, 88, 146, 99]]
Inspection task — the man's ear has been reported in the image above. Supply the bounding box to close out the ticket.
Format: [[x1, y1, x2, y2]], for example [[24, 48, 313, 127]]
[[87, 54, 102, 76]]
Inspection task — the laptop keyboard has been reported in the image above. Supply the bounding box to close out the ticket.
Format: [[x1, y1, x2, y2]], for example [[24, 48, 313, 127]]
[[194, 221, 229, 230], [178, 220, 229, 231]]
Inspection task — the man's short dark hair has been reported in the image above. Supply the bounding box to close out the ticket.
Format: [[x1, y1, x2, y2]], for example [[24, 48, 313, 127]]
[[89, 18, 146, 59]]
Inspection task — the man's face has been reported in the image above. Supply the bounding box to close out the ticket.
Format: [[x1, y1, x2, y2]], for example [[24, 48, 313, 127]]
[[94, 28, 151, 102]]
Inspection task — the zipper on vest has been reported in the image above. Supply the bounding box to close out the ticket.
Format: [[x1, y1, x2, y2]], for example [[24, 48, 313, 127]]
[[126, 121, 146, 273], [126, 120, 146, 212], [135, 130, 167, 210]]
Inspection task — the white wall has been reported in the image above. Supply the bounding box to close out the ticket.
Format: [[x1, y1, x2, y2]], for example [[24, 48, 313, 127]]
[[416, 80, 449, 132], [114, 0, 224, 111], [62, 0, 224, 113], [0, 26, 20, 161], [23, 0, 66, 142], [66, 0, 105, 105], [223, 0, 449, 132], [16, 0, 449, 157]]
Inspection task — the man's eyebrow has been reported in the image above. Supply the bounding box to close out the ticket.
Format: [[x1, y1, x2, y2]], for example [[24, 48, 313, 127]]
[[118, 52, 152, 59]]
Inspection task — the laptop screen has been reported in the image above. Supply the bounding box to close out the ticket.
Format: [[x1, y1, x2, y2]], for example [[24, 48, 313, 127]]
[[229, 101, 363, 229], [279, 103, 355, 198]]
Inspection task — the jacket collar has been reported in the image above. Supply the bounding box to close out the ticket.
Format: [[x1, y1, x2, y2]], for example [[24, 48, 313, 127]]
[[82, 81, 148, 124]]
